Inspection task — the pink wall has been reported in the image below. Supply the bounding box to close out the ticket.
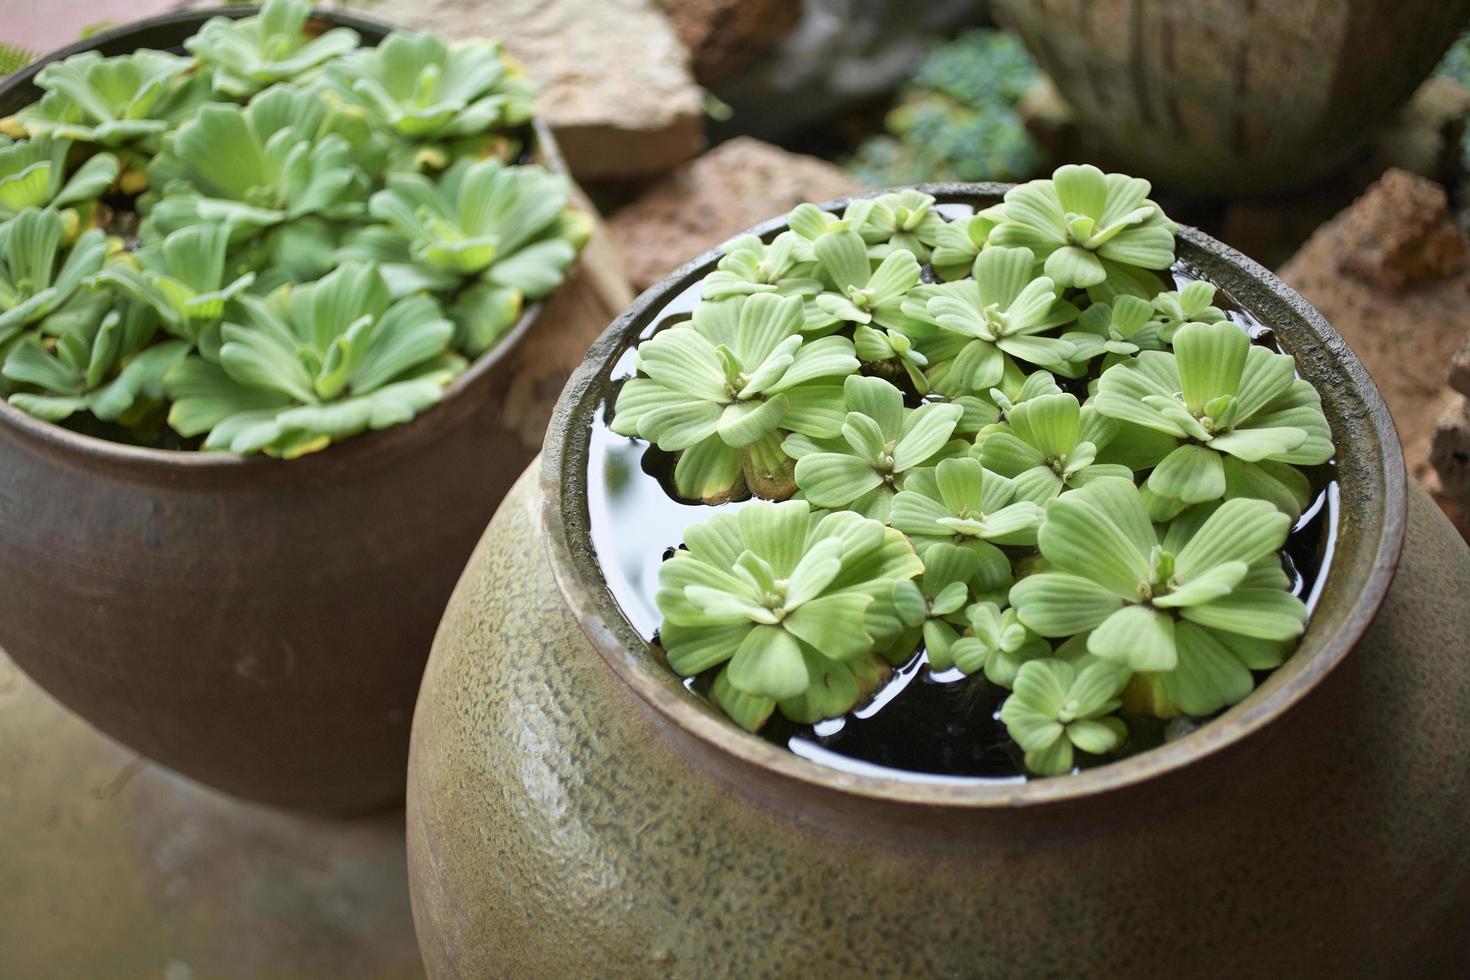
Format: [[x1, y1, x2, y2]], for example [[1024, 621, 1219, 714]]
[[2, 0, 182, 55]]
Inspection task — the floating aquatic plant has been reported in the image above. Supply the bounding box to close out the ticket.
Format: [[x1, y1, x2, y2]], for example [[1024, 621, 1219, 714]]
[[1148, 280, 1226, 344], [0, 209, 110, 358], [186, 0, 361, 97], [0, 19, 583, 451], [0, 138, 117, 226], [975, 391, 1133, 501], [624, 168, 1338, 774], [325, 29, 535, 168], [340, 158, 588, 354], [3, 50, 204, 154], [1093, 320, 1333, 519], [87, 223, 255, 360], [999, 657, 1129, 776], [785, 374, 963, 520], [919, 246, 1078, 395], [612, 293, 859, 502], [989, 164, 1177, 300], [947, 601, 1050, 687], [656, 499, 923, 731], [1008, 478, 1308, 720], [165, 264, 458, 457]]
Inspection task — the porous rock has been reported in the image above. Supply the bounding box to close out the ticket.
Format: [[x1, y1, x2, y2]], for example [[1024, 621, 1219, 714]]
[[606, 136, 864, 290], [654, 0, 803, 85], [1332, 168, 1466, 290], [1279, 169, 1470, 486]]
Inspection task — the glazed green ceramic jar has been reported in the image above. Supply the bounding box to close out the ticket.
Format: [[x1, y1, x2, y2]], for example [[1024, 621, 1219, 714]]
[[406, 187, 1470, 977]]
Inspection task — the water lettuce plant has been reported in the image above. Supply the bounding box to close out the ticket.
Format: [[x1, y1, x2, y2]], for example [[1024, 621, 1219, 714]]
[[785, 374, 963, 519], [0, 209, 110, 361], [2, 50, 204, 154], [165, 264, 457, 457], [627, 166, 1337, 777], [0, 2, 584, 455], [657, 499, 923, 731], [0, 138, 117, 226], [611, 293, 859, 502], [975, 391, 1133, 501], [324, 29, 535, 169], [999, 658, 1129, 776], [348, 158, 587, 353], [1148, 280, 1226, 344], [186, 0, 361, 97], [989, 164, 1178, 300], [918, 245, 1078, 394], [1093, 320, 1333, 519]]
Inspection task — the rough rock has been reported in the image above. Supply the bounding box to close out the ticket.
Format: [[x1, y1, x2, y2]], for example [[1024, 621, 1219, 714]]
[[1451, 337, 1470, 397], [606, 136, 864, 290], [366, 0, 705, 180], [654, 0, 803, 85], [1431, 398, 1470, 499], [1371, 76, 1470, 188], [1332, 168, 1467, 290], [707, 0, 988, 143], [1279, 170, 1470, 487]]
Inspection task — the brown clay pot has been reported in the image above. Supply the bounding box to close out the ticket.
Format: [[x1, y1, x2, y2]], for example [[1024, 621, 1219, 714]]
[[0, 9, 631, 813], [406, 186, 1470, 976], [991, 0, 1470, 195]]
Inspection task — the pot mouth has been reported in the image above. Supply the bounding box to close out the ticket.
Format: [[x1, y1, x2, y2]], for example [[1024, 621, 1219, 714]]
[[543, 183, 1408, 808], [0, 6, 563, 477]]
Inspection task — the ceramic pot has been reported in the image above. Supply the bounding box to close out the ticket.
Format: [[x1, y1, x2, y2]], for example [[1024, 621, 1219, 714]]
[[991, 0, 1470, 196], [0, 9, 632, 813], [406, 185, 1470, 977]]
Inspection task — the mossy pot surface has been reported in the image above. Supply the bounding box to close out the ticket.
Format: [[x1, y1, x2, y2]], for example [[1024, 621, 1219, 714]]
[[408, 186, 1470, 976], [0, 7, 627, 813]]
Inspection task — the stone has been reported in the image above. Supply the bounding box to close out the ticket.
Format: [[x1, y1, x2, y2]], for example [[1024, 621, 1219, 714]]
[[1279, 170, 1470, 487], [1332, 168, 1467, 290], [1449, 336, 1470, 398], [365, 0, 705, 180], [654, 0, 803, 85], [0, 650, 424, 978], [606, 136, 864, 290], [1370, 76, 1470, 188], [1430, 396, 1470, 541], [707, 0, 988, 143]]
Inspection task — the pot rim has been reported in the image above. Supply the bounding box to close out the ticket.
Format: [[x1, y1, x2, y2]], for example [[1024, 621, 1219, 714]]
[[0, 5, 563, 478], [541, 182, 1408, 809]]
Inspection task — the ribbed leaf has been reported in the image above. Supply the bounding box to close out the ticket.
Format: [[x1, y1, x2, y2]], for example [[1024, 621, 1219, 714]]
[[1088, 604, 1176, 671], [795, 452, 883, 508], [1009, 572, 1124, 636], [892, 402, 961, 471], [727, 625, 809, 700], [1174, 320, 1249, 411], [1147, 444, 1226, 504]]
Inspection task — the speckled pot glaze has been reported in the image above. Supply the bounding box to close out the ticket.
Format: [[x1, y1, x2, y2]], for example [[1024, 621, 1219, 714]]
[[407, 187, 1470, 977], [0, 9, 631, 813]]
